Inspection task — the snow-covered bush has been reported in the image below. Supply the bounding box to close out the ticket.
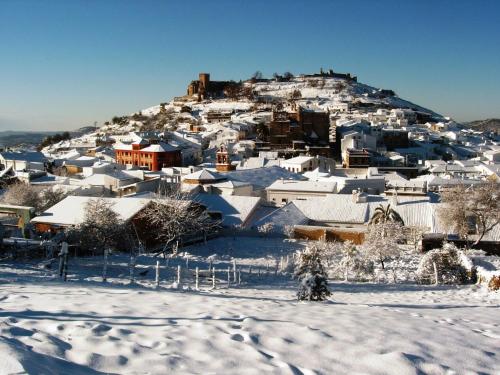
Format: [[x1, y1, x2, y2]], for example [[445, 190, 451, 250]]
[[416, 243, 473, 285], [295, 243, 331, 301], [283, 225, 295, 239], [297, 274, 330, 301], [324, 241, 373, 281], [257, 222, 274, 235], [362, 222, 405, 270]]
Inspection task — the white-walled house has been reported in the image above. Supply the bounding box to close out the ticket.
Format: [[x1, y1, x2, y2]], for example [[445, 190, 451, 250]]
[[0, 151, 46, 171], [281, 156, 318, 173], [266, 180, 337, 206]]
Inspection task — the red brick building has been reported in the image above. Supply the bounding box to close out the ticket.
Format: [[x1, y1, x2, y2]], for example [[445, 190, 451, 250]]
[[114, 139, 182, 171]]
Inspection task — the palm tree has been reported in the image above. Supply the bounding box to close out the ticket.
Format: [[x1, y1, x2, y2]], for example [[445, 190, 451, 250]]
[[369, 204, 404, 226]]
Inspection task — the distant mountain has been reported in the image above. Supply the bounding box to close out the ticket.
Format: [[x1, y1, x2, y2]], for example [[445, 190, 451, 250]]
[[0, 131, 59, 149], [0, 127, 91, 150], [463, 119, 500, 133]]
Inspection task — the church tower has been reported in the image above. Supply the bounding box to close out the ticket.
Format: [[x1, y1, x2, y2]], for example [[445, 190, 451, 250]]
[[215, 144, 235, 172]]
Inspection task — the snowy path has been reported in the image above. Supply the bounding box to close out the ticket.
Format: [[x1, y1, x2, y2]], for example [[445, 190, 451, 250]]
[[1, 278, 499, 374]]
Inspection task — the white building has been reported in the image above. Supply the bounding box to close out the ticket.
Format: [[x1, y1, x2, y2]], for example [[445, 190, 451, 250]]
[[0, 151, 46, 171], [266, 180, 337, 206]]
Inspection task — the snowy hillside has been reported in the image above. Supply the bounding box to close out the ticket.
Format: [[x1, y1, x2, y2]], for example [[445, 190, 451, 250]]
[[252, 75, 443, 118]]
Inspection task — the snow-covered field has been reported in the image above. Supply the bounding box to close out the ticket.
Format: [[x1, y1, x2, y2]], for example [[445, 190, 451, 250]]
[[1, 237, 499, 374]]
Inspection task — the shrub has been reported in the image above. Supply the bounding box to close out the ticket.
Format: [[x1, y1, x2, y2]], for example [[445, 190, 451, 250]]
[[488, 276, 500, 291], [416, 243, 471, 284], [324, 241, 374, 281], [297, 274, 330, 301]]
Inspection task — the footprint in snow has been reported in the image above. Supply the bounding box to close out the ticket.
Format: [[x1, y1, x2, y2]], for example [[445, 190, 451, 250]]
[[230, 333, 244, 342]]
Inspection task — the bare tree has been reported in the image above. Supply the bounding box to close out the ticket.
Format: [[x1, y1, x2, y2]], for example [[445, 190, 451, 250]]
[[67, 198, 131, 254], [252, 71, 263, 80], [438, 182, 500, 247], [1, 182, 42, 211], [363, 221, 404, 270], [137, 189, 220, 256], [2, 183, 68, 214], [40, 187, 69, 212]]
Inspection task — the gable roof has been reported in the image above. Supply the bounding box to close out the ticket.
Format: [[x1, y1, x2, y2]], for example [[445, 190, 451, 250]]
[[182, 169, 225, 182], [293, 194, 437, 227], [141, 142, 179, 152], [193, 194, 261, 227], [31, 196, 151, 226], [250, 202, 309, 231]]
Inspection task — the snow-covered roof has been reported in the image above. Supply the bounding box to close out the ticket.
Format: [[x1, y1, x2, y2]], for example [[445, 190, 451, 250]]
[[141, 142, 179, 152], [266, 180, 337, 193], [0, 151, 46, 162], [31, 196, 151, 226], [250, 202, 309, 230], [80, 171, 141, 185], [113, 142, 133, 150], [281, 156, 315, 165], [182, 169, 225, 182], [293, 194, 436, 227], [193, 194, 261, 227], [210, 180, 251, 189], [223, 166, 306, 189]]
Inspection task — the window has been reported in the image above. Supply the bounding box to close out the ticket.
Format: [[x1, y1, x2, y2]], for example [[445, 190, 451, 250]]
[[281, 198, 288, 203]]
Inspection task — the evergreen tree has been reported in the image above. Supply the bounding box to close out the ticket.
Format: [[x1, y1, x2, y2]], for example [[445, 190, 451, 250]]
[[295, 244, 331, 301]]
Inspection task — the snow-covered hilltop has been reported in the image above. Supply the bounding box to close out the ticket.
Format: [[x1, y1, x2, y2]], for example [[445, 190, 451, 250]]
[[43, 69, 445, 153]]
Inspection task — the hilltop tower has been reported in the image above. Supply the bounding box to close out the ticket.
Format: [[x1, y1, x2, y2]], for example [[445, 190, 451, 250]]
[[199, 73, 210, 90]]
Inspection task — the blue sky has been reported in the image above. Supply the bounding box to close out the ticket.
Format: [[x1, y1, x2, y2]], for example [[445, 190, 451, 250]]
[[1, 0, 499, 131]]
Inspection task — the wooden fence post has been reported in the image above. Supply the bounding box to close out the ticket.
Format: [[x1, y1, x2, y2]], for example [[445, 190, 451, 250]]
[[238, 269, 241, 285], [212, 268, 216, 289], [63, 252, 68, 281], [60, 242, 69, 281], [195, 267, 199, 290], [433, 262, 439, 285], [177, 265, 181, 284], [227, 267, 231, 288], [103, 249, 109, 282], [233, 261, 237, 283], [130, 256, 135, 284], [155, 260, 160, 288]]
